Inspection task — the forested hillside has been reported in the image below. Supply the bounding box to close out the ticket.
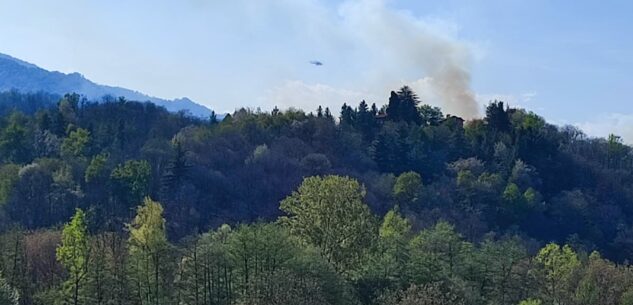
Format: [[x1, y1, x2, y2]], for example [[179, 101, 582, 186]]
[[0, 53, 213, 117], [1, 88, 633, 305]]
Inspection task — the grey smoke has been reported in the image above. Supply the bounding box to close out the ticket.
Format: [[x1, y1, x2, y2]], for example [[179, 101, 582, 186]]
[[339, 0, 480, 119], [430, 59, 479, 119]]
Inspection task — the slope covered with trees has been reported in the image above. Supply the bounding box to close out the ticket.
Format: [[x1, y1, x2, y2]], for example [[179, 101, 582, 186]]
[[1, 88, 633, 304], [0, 53, 213, 117]]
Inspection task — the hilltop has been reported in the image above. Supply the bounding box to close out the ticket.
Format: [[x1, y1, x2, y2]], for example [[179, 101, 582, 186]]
[[0, 53, 213, 117]]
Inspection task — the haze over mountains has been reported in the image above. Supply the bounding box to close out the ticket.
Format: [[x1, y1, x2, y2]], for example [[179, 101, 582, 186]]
[[0, 53, 213, 117]]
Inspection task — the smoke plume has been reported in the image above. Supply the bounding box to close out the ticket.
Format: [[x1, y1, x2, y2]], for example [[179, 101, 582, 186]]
[[338, 0, 480, 119], [430, 63, 479, 119]]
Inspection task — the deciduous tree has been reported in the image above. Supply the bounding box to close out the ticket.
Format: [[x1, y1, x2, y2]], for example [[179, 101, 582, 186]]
[[280, 175, 377, 274], [57, 209, 90, 305], [127, 197, 173, 305]]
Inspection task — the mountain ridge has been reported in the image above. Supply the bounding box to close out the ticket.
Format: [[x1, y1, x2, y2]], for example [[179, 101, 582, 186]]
[[0, 53, 214, 117]]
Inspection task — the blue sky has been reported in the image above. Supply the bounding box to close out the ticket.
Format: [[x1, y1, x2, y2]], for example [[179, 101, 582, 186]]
[[1, 0, 632, 140]]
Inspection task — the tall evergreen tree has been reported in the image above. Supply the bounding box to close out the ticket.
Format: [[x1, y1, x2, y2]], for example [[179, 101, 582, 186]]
[[356, 100, 378, 141], [396, 86, 421, 124], [324, 107, 333, 120], [340, 103, 355, 126], [485, 101, 511, 132], [209, 111, 218, 125], [317, 105, 324, 118], [386, 87, 421, 124], [386, 91, 401, 121]]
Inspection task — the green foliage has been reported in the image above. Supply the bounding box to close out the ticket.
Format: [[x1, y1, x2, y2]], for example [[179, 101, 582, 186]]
[[247, 144, 269, 164], [228, 223, 298, 293], [280, 175, 377, 274], [393, 171, 422, 206], [518, 299, 542, 305], [517, 112, 545, 131], [3, 88, 633, 305], [110, 160, 150, 206], [503, 183, 522, 204], [536, 243, 580, 282], [127, 197, 173, 305], [409, 222, 472, 283], [377, 283, 465, 305], [0, 229, 26, 301], [523, 187, 541, 205], [573, 251, 628, 305], [84, 153, 108, 183], [0, 271, 19, 305], [300, 153, 332, 175], [456, 170, 476, 187], [605, 133, 629, 169], [535, 243, 580, 304], [128, 197, 169, 258], [0, 112, 31, 163], [61, 128, 90, 158], [622, 288, 633, 305], [178, 224, 235, 305], [380, 208, 411, 240], [232, 223, 352, 305], [509, 160, 536, 187], [0, 164, 19, 205], [371, 122, 409, 173], [470, 236, 528, 305], [360, 208, 412, 299], [84, 233, 125, 305], [58, 94, 79, 125], [386, 87, 421, 124], [56, 209, 90, 305], [485, 101, 510, 132], [418, 105, 444, 126], [177, 223, 354, 305]]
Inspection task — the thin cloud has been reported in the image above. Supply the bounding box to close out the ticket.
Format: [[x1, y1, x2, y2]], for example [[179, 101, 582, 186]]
[[575, 113, 633, 144], [266, 80, 375, 113]]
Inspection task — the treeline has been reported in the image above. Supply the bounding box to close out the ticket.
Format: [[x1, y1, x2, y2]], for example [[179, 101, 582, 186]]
[[0, 90, 59, 117], [1, 88, 633, 303], [2, 176, 633, 305]]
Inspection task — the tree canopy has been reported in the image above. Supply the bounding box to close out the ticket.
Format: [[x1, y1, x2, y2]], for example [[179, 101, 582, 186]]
[[0, 88, 633, 305]]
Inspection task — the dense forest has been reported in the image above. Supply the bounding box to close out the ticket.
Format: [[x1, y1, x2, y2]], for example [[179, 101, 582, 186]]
[[1, 88, 633, 305]]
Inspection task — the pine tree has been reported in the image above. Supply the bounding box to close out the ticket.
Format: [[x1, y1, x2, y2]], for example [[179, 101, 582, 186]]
[[340, 103, 355, 126], [209, 111, 218, 125], [371, 103, 379, 116], [396, 86, 421, 124], [324, 107, 333, 120], [356, 100, 378, 140], [386, 87, 422, 124], [386, 91, 401, 121]]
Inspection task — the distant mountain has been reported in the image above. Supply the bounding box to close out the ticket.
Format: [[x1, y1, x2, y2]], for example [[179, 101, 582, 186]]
[[0, 53, 214, 117]]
